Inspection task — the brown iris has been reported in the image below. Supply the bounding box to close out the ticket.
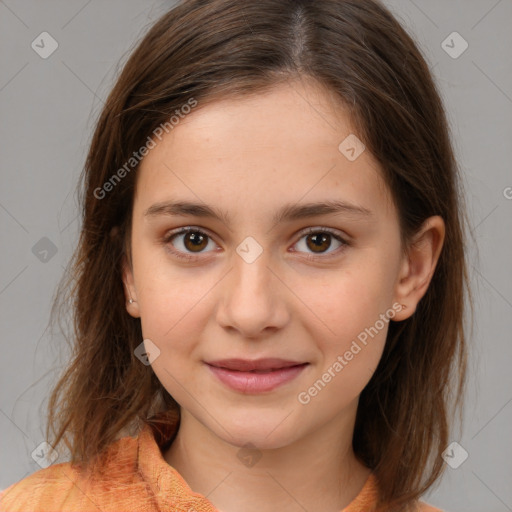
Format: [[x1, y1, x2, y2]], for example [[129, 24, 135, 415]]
[[183, 231, 209, 252], [306, 232, 332, 253]]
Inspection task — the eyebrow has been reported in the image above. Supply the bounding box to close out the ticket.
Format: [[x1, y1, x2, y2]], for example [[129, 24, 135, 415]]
[[144, 199, 374, 227]]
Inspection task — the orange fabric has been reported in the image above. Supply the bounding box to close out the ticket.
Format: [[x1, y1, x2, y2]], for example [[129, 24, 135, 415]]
[[0, 419, 441, 512]]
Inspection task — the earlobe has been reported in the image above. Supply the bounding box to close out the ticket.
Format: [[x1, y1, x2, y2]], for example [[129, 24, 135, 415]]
[[392, 215, 445, 321], [122, 255, 141, 318]]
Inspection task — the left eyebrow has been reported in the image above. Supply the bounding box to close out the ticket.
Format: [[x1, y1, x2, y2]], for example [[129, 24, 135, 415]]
[[143, 199, 374, 227]]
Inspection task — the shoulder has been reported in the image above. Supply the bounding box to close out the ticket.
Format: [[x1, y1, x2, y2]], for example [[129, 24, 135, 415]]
[[418, 500, 444, 512], [0, 461, 84, 512], [0, 434, 140, 512]]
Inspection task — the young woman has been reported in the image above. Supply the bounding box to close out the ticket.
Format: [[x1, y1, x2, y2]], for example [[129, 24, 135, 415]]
[[0, 0, 472, 510]]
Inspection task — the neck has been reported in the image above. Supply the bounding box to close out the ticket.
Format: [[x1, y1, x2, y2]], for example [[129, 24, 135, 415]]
[[163, 402, 372, 512]]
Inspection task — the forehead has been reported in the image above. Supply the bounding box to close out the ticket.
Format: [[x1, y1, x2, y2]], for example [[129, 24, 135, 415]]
[[134, 81, 396, 223]]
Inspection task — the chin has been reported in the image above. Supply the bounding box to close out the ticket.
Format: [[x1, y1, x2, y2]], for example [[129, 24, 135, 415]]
[[229, 432, 295, 452], [210, 410, 300, 451]]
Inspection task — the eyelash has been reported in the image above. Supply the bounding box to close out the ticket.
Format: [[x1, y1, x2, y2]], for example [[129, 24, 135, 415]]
[[162, 226, 350, 262]]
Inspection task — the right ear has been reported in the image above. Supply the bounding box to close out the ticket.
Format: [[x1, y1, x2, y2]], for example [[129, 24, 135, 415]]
[[122, 254, 141, 318]]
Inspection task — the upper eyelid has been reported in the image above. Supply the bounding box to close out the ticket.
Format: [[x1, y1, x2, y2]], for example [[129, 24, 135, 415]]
[[165, 225, 349, 248], [165, 225, 218, 243]]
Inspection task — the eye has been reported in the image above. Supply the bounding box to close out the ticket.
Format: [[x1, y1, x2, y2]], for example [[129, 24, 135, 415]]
[[162, 226, 350, 262], [292, 227, 349, 260], [163, 227, 218, 261]]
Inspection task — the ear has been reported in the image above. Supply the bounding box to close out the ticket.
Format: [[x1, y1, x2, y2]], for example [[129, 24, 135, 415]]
[[392, 215, 445, 321], [122, 254, 141, 318]]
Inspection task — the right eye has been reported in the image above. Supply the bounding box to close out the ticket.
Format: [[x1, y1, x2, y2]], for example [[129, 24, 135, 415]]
[[162, 227, 219, 261]]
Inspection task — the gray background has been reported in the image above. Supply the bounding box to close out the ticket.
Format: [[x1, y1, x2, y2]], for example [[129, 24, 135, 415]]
[[1, 1, 511, 510]]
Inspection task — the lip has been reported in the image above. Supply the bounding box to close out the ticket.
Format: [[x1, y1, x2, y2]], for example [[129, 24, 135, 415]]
[[206, 358, 305, 371], [205, 358, 309, 393]]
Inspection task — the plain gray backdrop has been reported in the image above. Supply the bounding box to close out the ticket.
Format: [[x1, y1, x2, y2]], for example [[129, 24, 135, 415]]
[[1, 1, 511, 510]]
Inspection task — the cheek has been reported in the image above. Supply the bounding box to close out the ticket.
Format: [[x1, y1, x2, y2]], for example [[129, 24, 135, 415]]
[[293, 264, 392, 370], [138, 282, 205, 349], [138, 286, 208, 403], [296, 264, 391, 332], [133, 244, 207, 336]]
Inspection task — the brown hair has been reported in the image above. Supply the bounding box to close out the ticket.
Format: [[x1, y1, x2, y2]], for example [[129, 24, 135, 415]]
[[46, 0, 474, 509]]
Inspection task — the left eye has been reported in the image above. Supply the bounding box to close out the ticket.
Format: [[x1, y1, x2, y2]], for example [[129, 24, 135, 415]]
[[163, 227, 349, 261]]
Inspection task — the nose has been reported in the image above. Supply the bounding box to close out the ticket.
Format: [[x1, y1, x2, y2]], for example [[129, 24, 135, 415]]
[[215, 248, 290, 339]]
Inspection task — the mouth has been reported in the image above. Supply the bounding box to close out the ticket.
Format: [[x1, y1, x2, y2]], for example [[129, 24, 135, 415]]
[[205, 358, 309, 393], [206, 358, 307, 371]]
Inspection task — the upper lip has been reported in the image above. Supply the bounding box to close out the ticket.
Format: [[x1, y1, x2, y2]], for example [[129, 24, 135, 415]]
[[206, 358, 307, 371]]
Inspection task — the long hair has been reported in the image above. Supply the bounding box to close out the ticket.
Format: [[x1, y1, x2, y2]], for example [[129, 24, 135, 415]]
[[46, 0, 473, 509]]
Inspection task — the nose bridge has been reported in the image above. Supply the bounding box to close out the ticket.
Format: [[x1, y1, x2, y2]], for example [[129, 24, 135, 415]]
[[231, 239, 275, 305], [217, 236, 288, 336]]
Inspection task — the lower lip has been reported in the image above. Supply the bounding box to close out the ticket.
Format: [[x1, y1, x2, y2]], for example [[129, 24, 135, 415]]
[[206, 363, 308, 393]]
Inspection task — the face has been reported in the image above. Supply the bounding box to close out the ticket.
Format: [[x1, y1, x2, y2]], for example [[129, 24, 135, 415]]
[[123, 79, 411, 450]]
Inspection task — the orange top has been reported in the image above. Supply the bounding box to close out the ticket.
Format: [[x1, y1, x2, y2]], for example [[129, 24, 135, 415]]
[[0, 418, 442, 512]]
